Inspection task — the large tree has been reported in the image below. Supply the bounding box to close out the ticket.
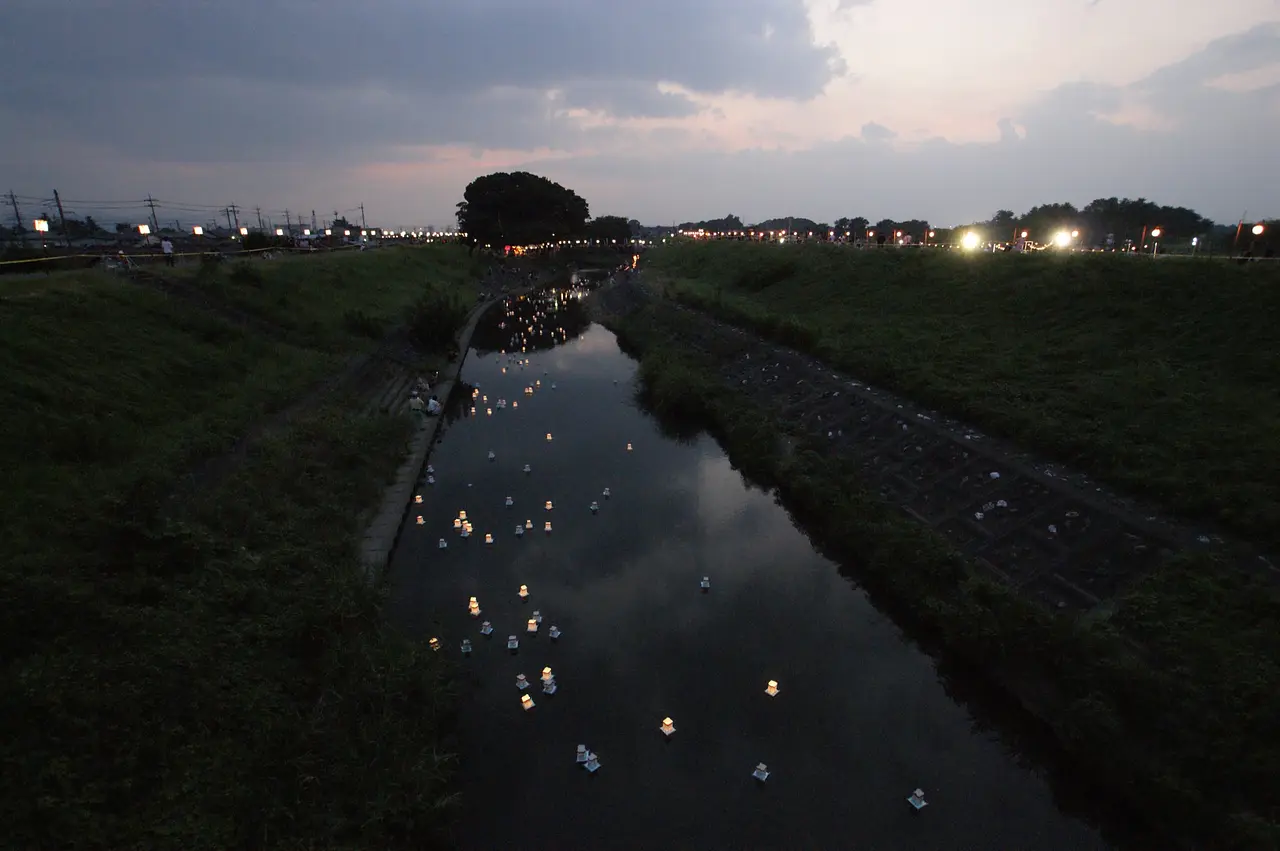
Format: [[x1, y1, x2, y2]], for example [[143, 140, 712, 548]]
[[585, 215, 632, 246], [456, 171, 590, 249]]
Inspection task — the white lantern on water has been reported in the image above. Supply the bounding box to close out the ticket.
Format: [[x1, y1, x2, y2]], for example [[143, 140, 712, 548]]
[[660, 717, 676, 736], [765, 680, 780, 697]]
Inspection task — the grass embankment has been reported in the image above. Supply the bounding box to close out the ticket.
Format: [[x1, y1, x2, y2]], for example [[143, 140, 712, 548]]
[[644, 242, 1280, 551], [1, 246, 479, 849], [610, 305, 1280, 850]]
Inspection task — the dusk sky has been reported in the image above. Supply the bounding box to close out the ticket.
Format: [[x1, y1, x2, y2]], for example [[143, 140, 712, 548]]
[[2, 0, 1277, 230]]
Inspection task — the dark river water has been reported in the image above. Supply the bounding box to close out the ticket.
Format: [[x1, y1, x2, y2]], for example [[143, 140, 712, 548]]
[[387, 287, 1120, 850]]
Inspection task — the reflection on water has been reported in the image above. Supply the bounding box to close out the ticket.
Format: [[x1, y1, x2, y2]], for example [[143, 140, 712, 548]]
[[388, 293, 1124, 850]]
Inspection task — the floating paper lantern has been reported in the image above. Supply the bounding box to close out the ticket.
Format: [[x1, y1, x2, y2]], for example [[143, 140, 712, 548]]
[[590, 501, 599, 513], [459, 511, 468, 521], [505, 496, 514, 507], [428, 637, 440, 651], [518, 584, 529, 599], [532, 610, 542, 623], [584, 752, 601, 772], [549, 625, 561, 640], [626, 443, 633, 452], [460, 639, 472, 654], [515, 525, 525, 537], [426, 465, 434, 474], [661, 717, 676, 736], [485, 533, 494, 545], [544, 521, 552, 533], [576, 744, 589, 764], [521, 694, 535, 711], [488, 451, 496, 461], [415, 516, 424, 525], [480, 621, 493, 635], [414, 494, 423, 504], [516, 674, 529, 689], [546, 433, 553, 441], [908, 789, 928, 810], [700, 576, 711, 591], [526, 618, 538, 634], [438, 538, 448, 549], [507, 635, 519, 650], [545, 500, 553, 511], [541, 666, 553, 682], [765, 680, 780, 697], [523, 464, 532, 474], [543, 677, 557, 695], [603, 488, 611, 498], [427, 475, 435, 485], [753, 763, 770, 782]]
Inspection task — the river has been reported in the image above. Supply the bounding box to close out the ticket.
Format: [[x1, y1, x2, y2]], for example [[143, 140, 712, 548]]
[[386, 285, 1119, 850]]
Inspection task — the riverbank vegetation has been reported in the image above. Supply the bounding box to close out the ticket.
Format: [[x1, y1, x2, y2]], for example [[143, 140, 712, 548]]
[[609, 301, 1280, 850], [2, 246, 477, 848], [643, 240, 1280, 552]]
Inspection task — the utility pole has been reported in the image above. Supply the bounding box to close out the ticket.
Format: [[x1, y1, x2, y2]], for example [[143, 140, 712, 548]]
[[359, 203, 366, 230], [255, 206, 265, 232], [228, 203, 240, 230], [311, 209, 317, 232], [7, 191, 21, 231], [284, 209, 292, 235], [224, 207, 234, 231], [145, 195, 161, 235], [53, 189, 72, 248]]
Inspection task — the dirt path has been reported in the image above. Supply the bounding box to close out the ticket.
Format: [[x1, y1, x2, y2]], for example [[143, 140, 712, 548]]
[[595, 277, 1277, 616]]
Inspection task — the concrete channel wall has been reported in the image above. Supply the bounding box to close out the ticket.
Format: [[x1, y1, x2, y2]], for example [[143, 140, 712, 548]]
[[359, 299, 496, 577]]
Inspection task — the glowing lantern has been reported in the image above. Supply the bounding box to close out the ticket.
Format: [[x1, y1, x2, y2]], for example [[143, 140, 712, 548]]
[[485, 533, 494, 544], [753, 763, 770, 782], [459, 511, 468, 521], [626, 443, 633, 451], [660, 717, 676, 736], [545, 500, 553, 511], [544, 521, 552, 533], [525, 519, 533, 529], [541, 666, 553, 682], [518, 584, 529, 599], [453, 518, 462, 529], [415, 516, 424, 525], [427, 637, 440, 651], [516, 674, 529, 689], [765, 680, 780, 697], [549, 625, 561, 640], [414, 494, 423, 504], [546, 433, 553, 441], [527, 618, 538, 634], [521, 694, 535, 711]]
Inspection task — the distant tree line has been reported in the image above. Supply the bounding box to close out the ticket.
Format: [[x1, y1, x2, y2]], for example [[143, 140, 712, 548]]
[[673, 199, 1275, 250]]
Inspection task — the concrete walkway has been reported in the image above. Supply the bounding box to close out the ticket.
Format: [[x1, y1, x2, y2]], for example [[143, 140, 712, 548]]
[[359, 298, 496, 577]]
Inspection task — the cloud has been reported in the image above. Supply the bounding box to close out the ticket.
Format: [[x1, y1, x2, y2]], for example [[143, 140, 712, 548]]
[[1, 0, 839, 163], [860, 122, 896, 142], [1, 3, 1276, 230]]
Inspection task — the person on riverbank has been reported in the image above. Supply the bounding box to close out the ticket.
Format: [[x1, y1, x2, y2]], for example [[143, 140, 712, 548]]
[[161, 237, 175, 266], [409, 391, 425, 420], [426, 395, 442, 415]]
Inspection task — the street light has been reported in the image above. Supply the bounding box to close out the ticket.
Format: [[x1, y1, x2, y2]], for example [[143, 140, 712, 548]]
[[1150, 227, 1162, 256], [34, 219, 49, 233], [1150, 227, 1162, 238], [1253, 224, 1266, 236], [276, 228, 284, 236], [1020, 230, 1029, 239], [192, 225, 203, 236], [961, 231, 981, 251], [239, 226, 249, 236], [138, 224, 151, 235], [1054, 231, 1071, 247]]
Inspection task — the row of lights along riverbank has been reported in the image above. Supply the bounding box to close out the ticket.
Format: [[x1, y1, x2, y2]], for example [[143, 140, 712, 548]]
[[408, 279, 930, 807]]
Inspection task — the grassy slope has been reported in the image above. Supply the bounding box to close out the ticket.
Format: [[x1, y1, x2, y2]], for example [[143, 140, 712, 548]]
[[645, 242, 1280, 550], [1, 246, 479, 849], [612, 307, 1280, 849]]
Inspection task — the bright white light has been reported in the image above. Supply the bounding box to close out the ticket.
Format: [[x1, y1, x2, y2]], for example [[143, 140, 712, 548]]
[[1053, 231, 1071, 247], [1252, 224, 1265, 236], [138, 224, 151, 235], [192, 226, 203, 235], [276, 228, 284, 236], [961, 232, 981, 251]]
